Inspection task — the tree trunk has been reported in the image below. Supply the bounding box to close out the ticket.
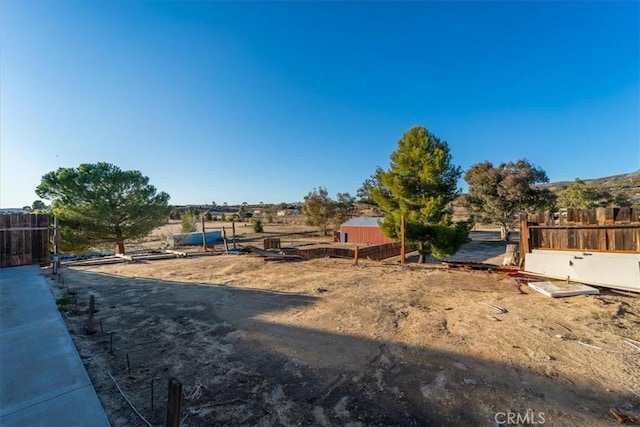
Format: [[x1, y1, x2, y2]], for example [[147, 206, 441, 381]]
[[500, 226, 510, 241], [115, 226, 125, 254], [417, 241, 428, 263]]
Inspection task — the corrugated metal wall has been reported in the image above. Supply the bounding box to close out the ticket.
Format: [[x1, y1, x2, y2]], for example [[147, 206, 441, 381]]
[[339, 225, 396, 245], [168, 231, 222, 246]]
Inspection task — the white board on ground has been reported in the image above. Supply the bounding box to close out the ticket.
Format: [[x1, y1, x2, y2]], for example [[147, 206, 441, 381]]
[[528, 281, 599, 298], [524, 250, 640, 293]]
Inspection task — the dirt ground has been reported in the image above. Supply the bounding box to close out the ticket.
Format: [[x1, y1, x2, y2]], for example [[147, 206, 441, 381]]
[[46, 232, 639, 426]]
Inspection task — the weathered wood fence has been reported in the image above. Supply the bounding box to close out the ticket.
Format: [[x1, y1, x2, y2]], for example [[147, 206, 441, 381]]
[[294, 242, 402, 261], [519, 207, 640, 259], [0, 213, 51, 267]]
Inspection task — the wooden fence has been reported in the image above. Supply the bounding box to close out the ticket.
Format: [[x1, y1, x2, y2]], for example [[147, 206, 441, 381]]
[[519, 207, 640, 259], [294, 242, 402, 261], [0, 213, 51, 267]]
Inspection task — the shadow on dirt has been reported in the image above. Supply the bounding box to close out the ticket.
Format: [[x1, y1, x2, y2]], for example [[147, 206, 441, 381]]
[[57, 269, 637, 426]]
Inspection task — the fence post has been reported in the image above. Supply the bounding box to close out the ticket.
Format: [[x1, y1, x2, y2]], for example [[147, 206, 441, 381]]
[[400, 215, 406, 264], [54, 217, 60, 273], [201, 215, 207, 252], [232, 222, 237, 250], [85, 295, 96, 335], [353, 246, 359, 266], [222, 227, 229, 254], [166, 378, 182, 427], [518, 213, 530, 269]]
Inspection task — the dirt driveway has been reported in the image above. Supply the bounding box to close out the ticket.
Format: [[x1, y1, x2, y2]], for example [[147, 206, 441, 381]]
[[48, 255, 639, 426]]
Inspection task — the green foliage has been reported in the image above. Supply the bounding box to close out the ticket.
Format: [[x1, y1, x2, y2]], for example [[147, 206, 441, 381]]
[[428, 222, 472, 259], [55, 221, 93, 254], [333, 193, 357, 228], [180, 210, 197, 233], [356, 168, 383, 205], [220, 213, 227, 222], [303, 187, 335, 235], [56, 296, 73, 313], [252, 218, 264, 232], [169, 207, 181, 220], [238, 205, 247, 222], [464, 159, 554, 240], [558, 179, 597, 209], [204, 211, 213, 221], [36, 162, 170, 254], [558, 178, 630, 208], [267, 214, 274, 224], [303, 188, 355, 235], [32, 200, 48, 212], [371, 126, 467, 260]]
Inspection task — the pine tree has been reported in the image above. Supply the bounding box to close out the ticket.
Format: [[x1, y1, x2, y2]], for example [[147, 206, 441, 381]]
[[372, 126, 469, 261]]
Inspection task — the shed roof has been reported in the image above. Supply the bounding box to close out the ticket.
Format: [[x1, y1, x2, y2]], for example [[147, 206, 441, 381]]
[[341, 217, 385, 227]]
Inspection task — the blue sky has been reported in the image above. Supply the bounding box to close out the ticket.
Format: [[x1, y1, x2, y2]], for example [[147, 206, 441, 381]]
[[1, 1, 638, 207]]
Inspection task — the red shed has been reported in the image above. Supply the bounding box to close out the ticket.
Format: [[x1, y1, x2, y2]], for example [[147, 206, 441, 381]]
[[339, 217, 396, 245]]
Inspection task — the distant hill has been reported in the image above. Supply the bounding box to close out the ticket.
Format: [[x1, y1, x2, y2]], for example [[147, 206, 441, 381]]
[[451, 170, 640, 222], [537, 170, 640, 202]]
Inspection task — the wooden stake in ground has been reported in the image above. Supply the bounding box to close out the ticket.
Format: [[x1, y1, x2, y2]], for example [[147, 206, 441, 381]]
[[502, 244, 517, 266], [85, 295, 96, 335], [222, 227, 229, 254], [201, 215, 207, 252], [353, 246, 359, 266], [54, 217, 60, 274], [166, 378, 183, 427], [400, 214, 406, 264], [232, 222, 237, 250]]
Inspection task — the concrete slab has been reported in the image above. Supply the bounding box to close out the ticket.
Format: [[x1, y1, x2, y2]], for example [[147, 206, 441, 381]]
[[1, 385, 107, 427], [0, 265, 110, 426], [0, 272, 59, 331], [528, 280, 600, 298]]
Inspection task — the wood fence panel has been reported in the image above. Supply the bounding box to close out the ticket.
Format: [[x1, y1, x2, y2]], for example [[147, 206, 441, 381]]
[[521, 209, 640, 257], [615, 208, 631, 223], [597, 228, 607, 251], [294, 242, 402, 261], [567, 228, 578, 249], [0, 213, 50, 268]]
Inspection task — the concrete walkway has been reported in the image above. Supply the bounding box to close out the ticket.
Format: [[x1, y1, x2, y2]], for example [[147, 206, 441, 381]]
[[0, 265, 110, 426]]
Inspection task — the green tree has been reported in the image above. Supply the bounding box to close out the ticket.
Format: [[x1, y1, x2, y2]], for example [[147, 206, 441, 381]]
[[238, 204, 247, 222], [356, 168, 383, 205], [303, 187, 336, 235], [464, 159, 554, 240], [558, 178, 630, 208], [32, 200, 48, 212], [333, 192, 357, 228], [36, 162, 170, 254], [371, 126, 469, 261], [557, 179, 598, 209], [252, 218, 264, 232], [180, 210, 197, 233]]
